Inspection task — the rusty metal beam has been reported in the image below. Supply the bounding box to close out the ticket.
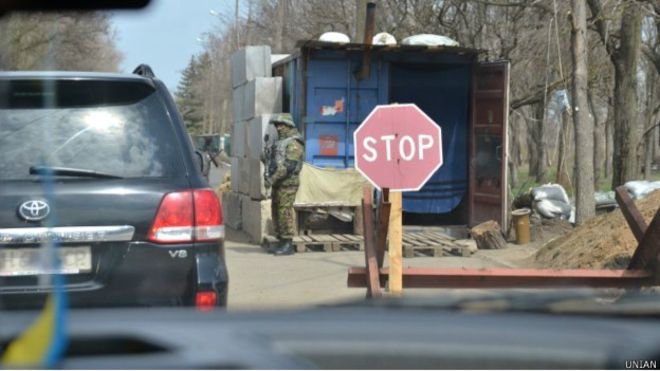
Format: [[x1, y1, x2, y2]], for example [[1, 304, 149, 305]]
[[376, 189, 390, 268], [628, 209, 660, 271], [347, 267, 653, 289], [615, 186, 648, 243], [361, 186, 381, 297], [357, 1, 376, 80]]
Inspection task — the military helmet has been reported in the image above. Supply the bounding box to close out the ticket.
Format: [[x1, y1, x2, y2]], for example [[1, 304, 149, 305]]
[[270, 113, 296, 128]]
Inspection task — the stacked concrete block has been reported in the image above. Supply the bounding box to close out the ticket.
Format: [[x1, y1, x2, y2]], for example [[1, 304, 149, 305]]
[[233, 77, 283, 122], [230, 157, 240, 194], [222, 191, 242, 230], [240, 195, 272, 243], [227, 45, 284, 241], [238, 157, 250, 196], [230, 122, 248, 158], [246, 115, 277, 160], [231, 46, 272, 88], [245, 115, 277, 201], [248, 158, 271, 200]]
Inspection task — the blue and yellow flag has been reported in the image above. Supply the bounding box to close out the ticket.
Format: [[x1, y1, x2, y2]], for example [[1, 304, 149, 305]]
[[1, 166, 68, 368], [1, 289, 68, 367]]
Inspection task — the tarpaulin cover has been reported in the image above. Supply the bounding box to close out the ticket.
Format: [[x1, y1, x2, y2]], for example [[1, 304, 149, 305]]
[[389, 63, 470, 214], [295, 162, 371, 206]]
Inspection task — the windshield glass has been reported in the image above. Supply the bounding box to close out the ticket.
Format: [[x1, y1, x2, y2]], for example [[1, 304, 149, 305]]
[[0, 80, 179, 179]]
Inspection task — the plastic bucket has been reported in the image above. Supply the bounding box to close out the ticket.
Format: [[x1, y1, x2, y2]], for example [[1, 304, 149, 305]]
[[511, 208, 531, 245]]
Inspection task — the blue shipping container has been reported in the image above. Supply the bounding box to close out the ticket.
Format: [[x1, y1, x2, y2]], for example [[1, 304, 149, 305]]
[[273, 41, 509, 226]]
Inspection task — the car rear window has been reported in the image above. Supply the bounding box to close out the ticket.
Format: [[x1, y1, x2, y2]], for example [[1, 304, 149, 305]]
[[0, 78, 182, 180]]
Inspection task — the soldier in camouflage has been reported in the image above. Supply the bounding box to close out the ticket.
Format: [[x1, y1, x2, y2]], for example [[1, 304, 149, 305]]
[[264, 113, 304, 256]]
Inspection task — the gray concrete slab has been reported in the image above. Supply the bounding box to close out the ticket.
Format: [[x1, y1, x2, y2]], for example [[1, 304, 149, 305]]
[[230, 46, 272, 88]]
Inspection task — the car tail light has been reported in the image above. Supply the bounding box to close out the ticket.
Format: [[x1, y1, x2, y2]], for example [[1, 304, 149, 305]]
[[195, 291, 217, 311], [148, 191, 194, 243], [193, 189, 224, 241], [148, 189, 224, 244]]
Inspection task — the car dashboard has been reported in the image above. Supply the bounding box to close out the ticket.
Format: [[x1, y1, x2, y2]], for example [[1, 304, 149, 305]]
[[1, 304, 659, 369]]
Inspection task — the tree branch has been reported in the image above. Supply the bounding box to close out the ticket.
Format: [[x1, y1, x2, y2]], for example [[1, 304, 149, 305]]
[[586, 0, 617, 58], [510, 78, 568, 110], [470, 0, 552, 14]]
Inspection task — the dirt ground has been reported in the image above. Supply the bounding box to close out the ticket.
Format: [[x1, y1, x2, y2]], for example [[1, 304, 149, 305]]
[[224, 227, 540, 311], [534, 190, 660, 269]]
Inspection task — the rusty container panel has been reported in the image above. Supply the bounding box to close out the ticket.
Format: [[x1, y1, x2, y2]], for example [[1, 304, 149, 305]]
[[469, 62, 510, 228]]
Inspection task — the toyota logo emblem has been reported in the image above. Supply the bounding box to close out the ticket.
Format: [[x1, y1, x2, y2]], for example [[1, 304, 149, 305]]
[[18, 200, 50, 221]]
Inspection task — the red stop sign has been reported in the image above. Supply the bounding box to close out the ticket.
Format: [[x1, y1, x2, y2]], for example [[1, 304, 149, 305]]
[[354, 104, 443, 191]]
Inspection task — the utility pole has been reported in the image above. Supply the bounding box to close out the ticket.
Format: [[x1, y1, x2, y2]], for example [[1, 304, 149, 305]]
[[235, 0, 240, 49]]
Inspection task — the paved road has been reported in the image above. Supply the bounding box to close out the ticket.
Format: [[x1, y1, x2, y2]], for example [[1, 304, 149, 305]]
[[213, 162, 538, 311], [224, 227, 536, 311]]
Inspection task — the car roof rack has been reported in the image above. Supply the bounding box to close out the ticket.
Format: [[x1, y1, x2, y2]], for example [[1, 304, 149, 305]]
[[132, 64, 155, 78]]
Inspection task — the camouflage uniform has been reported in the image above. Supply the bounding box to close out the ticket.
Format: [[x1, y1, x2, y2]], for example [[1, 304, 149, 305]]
[[267, 114, 304, 240]]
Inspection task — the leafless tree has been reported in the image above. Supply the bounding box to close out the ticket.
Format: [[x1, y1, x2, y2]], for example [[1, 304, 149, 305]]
[[571, 0, 595, 223]]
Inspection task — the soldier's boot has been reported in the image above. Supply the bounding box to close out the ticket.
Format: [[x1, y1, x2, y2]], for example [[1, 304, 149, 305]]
[[274, 239, 295, 256], [267, 241, 280, 254]]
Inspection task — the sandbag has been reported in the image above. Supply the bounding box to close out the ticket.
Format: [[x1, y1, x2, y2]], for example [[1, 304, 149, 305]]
[[401, 34, 459, 47], [372, 32, 397, 45], [319, 32, 350, 43], [531, 183, 570, 204], [624, 180, 660, 200], [533, 199, 572, 220], [594, 191, 616, 207]]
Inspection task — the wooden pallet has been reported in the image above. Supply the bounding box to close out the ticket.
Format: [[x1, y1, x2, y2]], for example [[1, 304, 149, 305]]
[[293, 234, 364, 253], [403, 231, 469, 258]]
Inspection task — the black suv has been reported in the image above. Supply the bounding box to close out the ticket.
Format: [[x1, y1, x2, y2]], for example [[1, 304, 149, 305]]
[[0, 65, 228, 309]]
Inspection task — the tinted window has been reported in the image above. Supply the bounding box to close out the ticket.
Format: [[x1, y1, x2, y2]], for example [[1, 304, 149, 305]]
[[0, 79, 182, 179]]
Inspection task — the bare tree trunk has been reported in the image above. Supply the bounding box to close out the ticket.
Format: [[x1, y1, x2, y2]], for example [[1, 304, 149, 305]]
[[220, 99, 228, 135], [655, 124, 660, 166], [527, 111, 539, 179], [509, 113, 519, 188], [643, 71, 657, 179], [556, 109, 573, 193], [604, 99, 614, 179], [274, 0, 285, 53], [644, 128, 654, 180], [532, 102, 546, 182], [571, 0, 595, 224], [590, 91, 603, 189], [611, 3, 643, 188], [355, 0, 368, 42], [234, 0, 240, 48], [246, 0, 254, 45]]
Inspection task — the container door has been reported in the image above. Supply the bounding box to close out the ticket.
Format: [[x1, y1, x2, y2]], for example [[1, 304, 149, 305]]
[[304, 51, 386, 168], [469, 61, 510, 227]]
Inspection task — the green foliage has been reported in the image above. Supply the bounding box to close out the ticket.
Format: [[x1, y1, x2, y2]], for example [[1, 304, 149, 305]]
[[175, 55, 208, 135]]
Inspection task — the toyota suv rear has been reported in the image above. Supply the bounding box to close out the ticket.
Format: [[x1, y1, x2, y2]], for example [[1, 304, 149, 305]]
[[0, 65, 228, 309]]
